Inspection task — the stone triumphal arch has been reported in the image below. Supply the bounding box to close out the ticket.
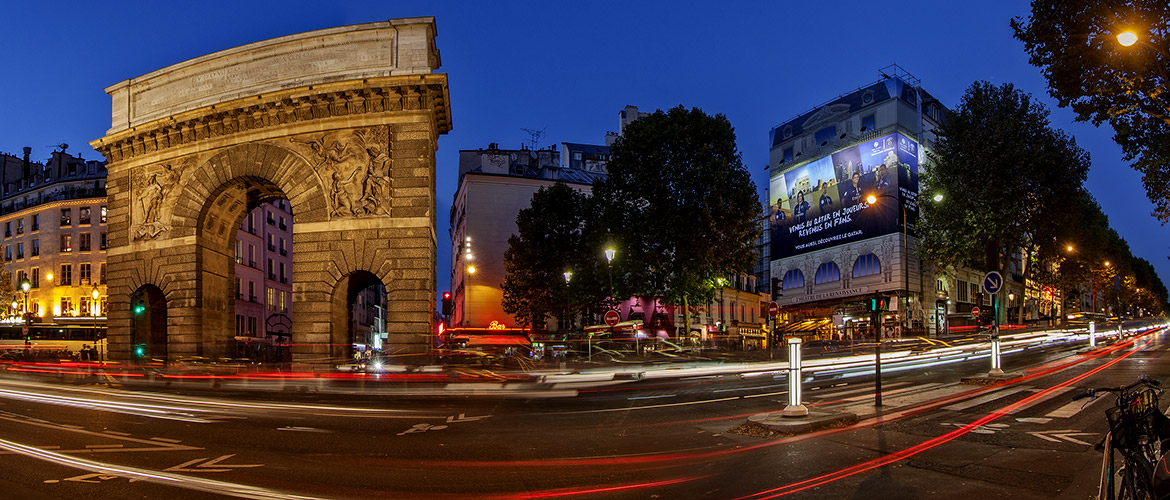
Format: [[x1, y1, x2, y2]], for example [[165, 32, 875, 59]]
[[89, 18, 450, 362]]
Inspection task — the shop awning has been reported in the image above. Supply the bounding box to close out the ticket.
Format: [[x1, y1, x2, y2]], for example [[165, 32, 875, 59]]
[[463, 335, 532, 347]]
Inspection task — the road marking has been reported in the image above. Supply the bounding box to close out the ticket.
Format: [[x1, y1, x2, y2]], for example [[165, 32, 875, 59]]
[[941, 387, 1032, 411], [1005, 387, 1076, 415], [1046, 394, 1106, 418], [1027, 429, 1096, 445], [446, 413, 490, 423], [165, 454, 263, 473], [715, 383, 786, 393], [627, 394, 677, 401], [0, 413, 199, 454], [397, 423, 448, 435], [277, 426, 330, 433], [102, 431, 131, 437], [1014, 417, 1053, 424], [942, 422, 1008, 434], [149, 437, 182, 443], [84, 444, 124, 449], [808, 382, 915, 400]]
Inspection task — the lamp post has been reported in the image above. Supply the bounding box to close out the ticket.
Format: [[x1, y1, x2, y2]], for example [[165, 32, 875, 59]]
[[604, 236, 616, 299], [92, 286, 101, 363], [465, 265, 476, 327], [18, 279, 29, 348], [563, 270, 572, 334], [866, 193, 909, 337]]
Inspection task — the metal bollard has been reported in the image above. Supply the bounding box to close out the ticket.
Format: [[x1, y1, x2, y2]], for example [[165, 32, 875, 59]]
[[1089, 321, 1096, 347], [781, 337, 808, 417], [988, 327, 1004, 377]]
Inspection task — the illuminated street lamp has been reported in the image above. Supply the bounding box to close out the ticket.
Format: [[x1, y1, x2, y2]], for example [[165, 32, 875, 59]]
[[563, 271, 572, 333], [604, 236, 616, 298], [18, 279, 30, 347], [92, 286, 102, 363], [1117, 30, 1138, 47]]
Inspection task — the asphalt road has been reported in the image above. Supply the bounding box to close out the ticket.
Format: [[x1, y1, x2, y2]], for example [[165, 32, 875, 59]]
[[0, 324, 1164, 499]]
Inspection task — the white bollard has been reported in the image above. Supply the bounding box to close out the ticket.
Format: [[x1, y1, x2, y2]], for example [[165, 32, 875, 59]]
[[989, 328, 1005, 377], [1089, 321, 1096, 347], [781, 337, 808, 417]]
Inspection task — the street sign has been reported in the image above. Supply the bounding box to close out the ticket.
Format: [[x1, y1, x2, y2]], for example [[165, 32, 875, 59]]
[[983, 271, 1003, 295], [604, 310, 620, 327], [768, 301, 779, 318], [971, 306, 981, 319]]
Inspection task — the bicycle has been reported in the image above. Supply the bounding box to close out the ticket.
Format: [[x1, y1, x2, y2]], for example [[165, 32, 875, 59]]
[[1075, 376, 1170, 499]]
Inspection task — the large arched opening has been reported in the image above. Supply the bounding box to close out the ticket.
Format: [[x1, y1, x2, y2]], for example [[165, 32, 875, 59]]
[[334, 270, 388, 362]]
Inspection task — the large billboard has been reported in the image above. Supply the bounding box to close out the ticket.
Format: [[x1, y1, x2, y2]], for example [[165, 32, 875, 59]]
[[769, 132, 919, 260]]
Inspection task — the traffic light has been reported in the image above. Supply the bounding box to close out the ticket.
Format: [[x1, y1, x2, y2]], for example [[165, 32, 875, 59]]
[[865, 296, 890, 311], [771, 277, 781, 300], [133, 343, 146, 357], [441, 292, 452, 316], [133, 302, 146, 315]]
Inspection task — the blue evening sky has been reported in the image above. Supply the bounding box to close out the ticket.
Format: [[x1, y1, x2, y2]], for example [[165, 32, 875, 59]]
[[2, 1, 1165, 293]]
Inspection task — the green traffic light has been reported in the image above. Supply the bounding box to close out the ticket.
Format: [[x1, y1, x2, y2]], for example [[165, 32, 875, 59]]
[[133, 304, 145, 314]]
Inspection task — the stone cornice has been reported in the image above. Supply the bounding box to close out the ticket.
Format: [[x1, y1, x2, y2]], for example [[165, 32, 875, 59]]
[[89, 74, 450, 163]]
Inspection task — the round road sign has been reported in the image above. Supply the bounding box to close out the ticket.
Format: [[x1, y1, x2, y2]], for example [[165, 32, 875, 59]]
[[604, 310, 620, 327], [971, 306, 981, 319], [768, 301, 779, 318]]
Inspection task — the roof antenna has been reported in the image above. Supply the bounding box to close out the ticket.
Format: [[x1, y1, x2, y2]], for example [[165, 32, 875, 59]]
[[520, 127, 546, 150]]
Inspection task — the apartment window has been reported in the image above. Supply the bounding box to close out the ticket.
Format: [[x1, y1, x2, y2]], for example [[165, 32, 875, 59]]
[[958, 280, 970, 302], [814, 126, 837, 145], [861, 114, 875, 132], [248, 212, 255, 233], [267, 258, 275, 280], [279, 262, 286, 283], [281, 291, 287, 312], [279, 238, 286, 256], [266, 211, 275, 226], [783, 147, 793, 163], [3, 246, 9, 261], [80, 263, 91, 285], [60, 209, 71, 227], [267, 234, 275, 252], [248, 281, 255, 302], [15, 219, 22, 235], [247, 316, 257, 336], [15, 243, 22, 260], [100, 206, 107, 223], [279, 216, 287, 231], [99, 263, 106, 284], [235, 278, 242, 299], [4, 222, 9, 238], [60, 264, 72, 285], [79, 233, 91, 252], [80, 297, 91, 317], [31, 268, 38, 288], [30, 239, 38, 257], [100, 298, 107, 316], [31, 215, 38, 231], [267, 287, 275, 311], [235, 240, 242, 264], [100, 232, 107, 250], [61, 296, 73, 316], [79, 207, 91, 225], [248, 245, 255, 267], [236, 314, 244, 335], [60, 234, 72, 253]]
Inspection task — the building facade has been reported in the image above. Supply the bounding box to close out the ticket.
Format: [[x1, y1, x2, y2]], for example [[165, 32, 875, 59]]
[[232, 200, 293, 360], [0, 147, 108, 348]]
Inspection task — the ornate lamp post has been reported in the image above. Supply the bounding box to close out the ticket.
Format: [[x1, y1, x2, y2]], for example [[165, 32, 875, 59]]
[[604, 236, 616, 299], [18, 279, 30, 347], [563, 270, 572, 333]]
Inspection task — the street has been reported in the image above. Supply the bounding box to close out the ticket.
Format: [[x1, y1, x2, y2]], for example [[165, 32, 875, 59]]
[[0, 323, 1165, 499]]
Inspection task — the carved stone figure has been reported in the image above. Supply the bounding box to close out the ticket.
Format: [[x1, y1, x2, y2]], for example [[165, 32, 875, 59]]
[[133, 160, 186, 240], [293, 127, 392, 218]]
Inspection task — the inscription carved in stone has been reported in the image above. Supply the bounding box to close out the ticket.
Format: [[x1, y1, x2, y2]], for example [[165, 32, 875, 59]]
[[291, 126, 391, 218]]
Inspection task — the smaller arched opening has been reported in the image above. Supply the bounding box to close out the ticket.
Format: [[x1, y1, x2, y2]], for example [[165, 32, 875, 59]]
[[331, 270, 387, 364], [129, 284, 167, 362]]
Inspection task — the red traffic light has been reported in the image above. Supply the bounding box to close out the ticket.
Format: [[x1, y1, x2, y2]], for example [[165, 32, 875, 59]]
[[443, 292, 451, 299]]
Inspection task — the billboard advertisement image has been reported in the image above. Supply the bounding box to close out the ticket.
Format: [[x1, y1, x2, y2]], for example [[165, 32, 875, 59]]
[[769, 132, 919, 260]]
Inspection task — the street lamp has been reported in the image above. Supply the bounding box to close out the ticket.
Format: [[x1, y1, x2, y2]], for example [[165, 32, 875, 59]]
[[604, 236, 616, 298], [865, 193, 909, 337], [1117, 30, 1138, 47], [18, 279, 29, 347], [563, 270, 572, 333], [92, 286, 101, 363]]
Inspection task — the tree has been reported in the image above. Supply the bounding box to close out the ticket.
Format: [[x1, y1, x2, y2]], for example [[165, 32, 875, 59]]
[[500, 182, 595, 330], [593, 106, 759, 335], [1012, 2, 1170, 221], [920, 82, 1091, 324]]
